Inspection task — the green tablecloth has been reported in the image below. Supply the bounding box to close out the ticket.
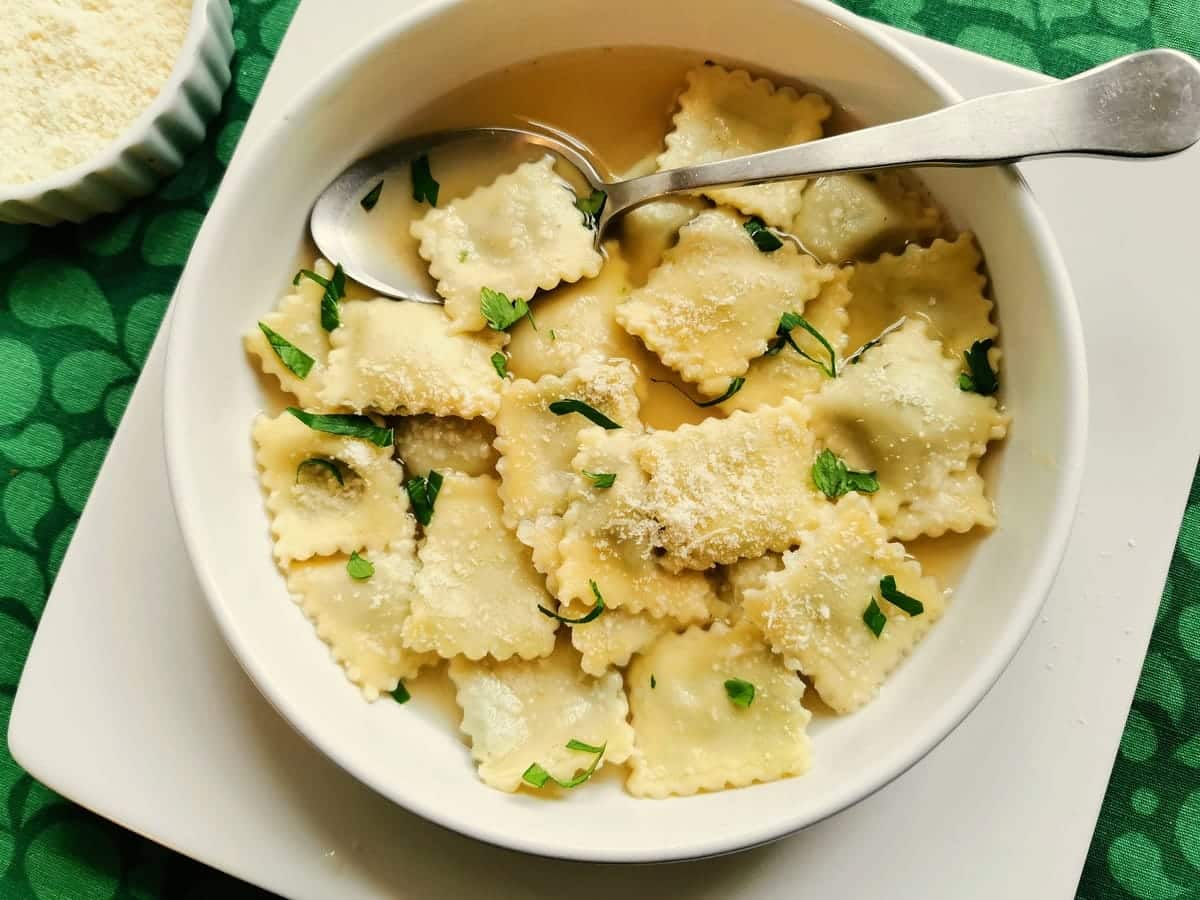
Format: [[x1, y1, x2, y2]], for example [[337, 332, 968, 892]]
[[0, 0, 1195, 896]]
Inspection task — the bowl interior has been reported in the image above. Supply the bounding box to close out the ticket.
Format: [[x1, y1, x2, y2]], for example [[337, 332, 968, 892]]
[[164, 0, 1086, 862]]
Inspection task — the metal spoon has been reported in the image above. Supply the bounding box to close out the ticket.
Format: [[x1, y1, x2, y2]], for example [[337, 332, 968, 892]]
[[312, 48, 1200, 303]]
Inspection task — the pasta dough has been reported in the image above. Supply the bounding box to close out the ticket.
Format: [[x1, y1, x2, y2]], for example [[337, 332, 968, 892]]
[[449, 641, 635, 792], [742, 494, 945, 713], [616, 208, 834, 396], [253, 411, 413, 564], [626, 621, 812, 797], [657, 63, 831, 228], [394, 414, 498, 477], [410, 156, 604, 331], [403, 474, 558, 661]]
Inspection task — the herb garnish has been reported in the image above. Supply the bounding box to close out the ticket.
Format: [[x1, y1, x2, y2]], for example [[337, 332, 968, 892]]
[[286, 408, 393, 447], [293, 263, 346, 331], [347, 551, 374, 581], [406, 470, 444, 527], [539, 580, 606, 624], [648, 376, 746, 408], [411, 153, 439, 206], [258, 322, 314, 379], [767, 312, 837, 378], [724, 678, 756, 708], [863, 598, 887, 638], [575, 189, 607, 229], [480, 287, 534, 331], [295, 457, 343, 486], [650, 674, 657, 689], [548, 399, 621, 430], [743, 217, 783, 253], [811, 449, 879, 499], [879, 575, 924, 617], [391, 681, 411, 704], [583, 471, 616, 489], [845, 317, 907, 367], [360, 181, 383, 211], [491, 352, 509, 380], [522, 739, 607, 789], [958, 338, 998, 395]]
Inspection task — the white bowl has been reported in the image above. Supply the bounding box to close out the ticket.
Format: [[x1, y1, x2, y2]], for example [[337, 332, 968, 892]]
[[0, 0, 234, 226], [163, 0, 1087, 863]]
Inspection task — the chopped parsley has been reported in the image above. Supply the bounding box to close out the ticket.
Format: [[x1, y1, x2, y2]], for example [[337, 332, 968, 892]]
[[295, 457, 343, 486], [346, 551, 374, 581], [648, 376, 745, 408], [258, 322, 314, 379], [846, 317, 907, 367], [406, 470, 444, 527], [650, 674, 657, 689], [293, 264, 345, 331], [724, 678, 756, 708], [480, 287, 533, 331], [879, 575, 924, 617], [958, 338, 999, 395], [286, 408, 393, 447], [582, 471, 616, 489], [458, 249, 469, 263], [743, 216, 783, 252], [863, 598, 887, 637], [768, 312, 837, 378], [811, 449, 879, 499], [549, 329, 557, 341], [411, 153, 439, 206], [360, 180, 383, 211], [521, 739, 607, 789], [574, 188, 607, 229], [538, 580, 606, 625], [548, 399, 621, 430], [391, 681, 411, 704], [491, 352, 509, 380]]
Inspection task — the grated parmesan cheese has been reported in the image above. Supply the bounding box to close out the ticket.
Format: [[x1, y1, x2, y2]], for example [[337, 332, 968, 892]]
[[0, 0, 193, 185]]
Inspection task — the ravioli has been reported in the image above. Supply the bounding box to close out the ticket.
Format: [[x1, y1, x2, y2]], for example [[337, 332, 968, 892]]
[[394, 414, 498, 477]]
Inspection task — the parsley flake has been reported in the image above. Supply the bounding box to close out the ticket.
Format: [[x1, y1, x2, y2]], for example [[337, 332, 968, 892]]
[[582, 471, 616, 489], [480, 287, 533, 331], [258, 322, 314, 379], [293, 264, 345, 331], [958, 338, 998, 395], [846, 317, 908, 367], [724, 678, 756, 708], [768, 312, 837, 377], [347, 551, 374, 580], [286, 408, 393, 447], [391, 681, 411, 704], [491, 352, 509, 380], [650, 674, 657, 689], [548, 399, 621, 429], [521, 739, 607, 789], [743, 216, 783, 252], [863, 598, 887, 637], [539, 580, 606, 625], [648, 377, 746, 408], [295, 457, 343, 486], [411, 153, 439, 206], [574, 188, 607, 229], [406, 470, 444, 527], [879, 575, 924, 617], [811, 449, 879, 499], [360, 181, 383, 211]]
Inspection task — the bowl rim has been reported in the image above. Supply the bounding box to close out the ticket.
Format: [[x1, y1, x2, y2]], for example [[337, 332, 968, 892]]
[[0, 0, 226, 203], [163, 0, 1089, 863]]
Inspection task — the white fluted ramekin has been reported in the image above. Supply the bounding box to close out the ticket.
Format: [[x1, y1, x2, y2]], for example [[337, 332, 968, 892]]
[[0, 0, 234, 226]]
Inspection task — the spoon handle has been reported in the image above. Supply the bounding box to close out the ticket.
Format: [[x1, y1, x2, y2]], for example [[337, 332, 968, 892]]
[[606, 49, 1200, 216]]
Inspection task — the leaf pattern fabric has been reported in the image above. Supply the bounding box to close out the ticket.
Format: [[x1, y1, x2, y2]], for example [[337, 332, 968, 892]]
[[0, 1, 1195, 897]]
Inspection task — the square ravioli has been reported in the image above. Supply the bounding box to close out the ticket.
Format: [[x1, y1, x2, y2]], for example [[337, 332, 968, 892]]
[[243, 258, 334, 408], [657, 63, 831, 228], [616, 208, 834, 396], [742, 494, 945, 713], [253, 411, 413, 564], [626, 621, 812, 797], [636, 399, 826, 570], [808, 319, 1008, 540], [493, 359, 641, 529], [410, 156, 604, 332], [504, 242, 642, 382], [393, 414, 498, 477], [556, 428, 717, 620], [449, 641, 634, 792], [717, 266, 853, 414], [320, 299, 505, 419], [844, 233, 995, 360], [285, 545, 437, 700], [403, 473, 558, 661]]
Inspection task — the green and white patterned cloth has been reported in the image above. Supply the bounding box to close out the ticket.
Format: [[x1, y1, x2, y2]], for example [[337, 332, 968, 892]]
[[0, 1, 1195, 896]]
